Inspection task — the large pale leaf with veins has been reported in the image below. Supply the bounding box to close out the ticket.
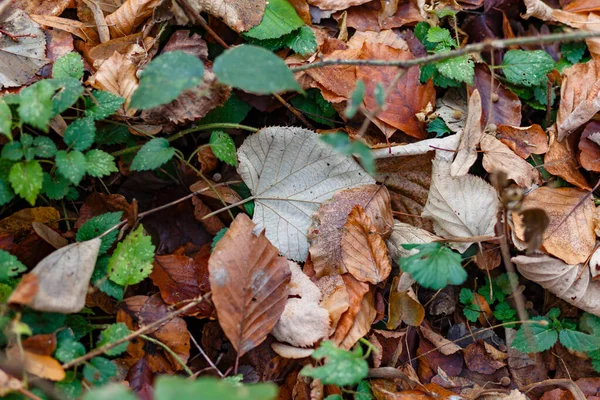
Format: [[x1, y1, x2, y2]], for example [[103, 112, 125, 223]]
[[237, 126, 374, 261]]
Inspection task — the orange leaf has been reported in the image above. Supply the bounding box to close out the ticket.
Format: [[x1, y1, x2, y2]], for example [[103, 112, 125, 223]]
[[105, 0, 163, 38], [330, 273, 369, 345], [545, 132, 591, 190], [496, 124, 549, 159], [387, 275, 424, 328], [7, 347, 65, 382], [578, 121, 600, 172]]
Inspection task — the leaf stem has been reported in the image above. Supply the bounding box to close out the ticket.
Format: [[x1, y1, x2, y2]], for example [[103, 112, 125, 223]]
[[140, 334, 193, 376]]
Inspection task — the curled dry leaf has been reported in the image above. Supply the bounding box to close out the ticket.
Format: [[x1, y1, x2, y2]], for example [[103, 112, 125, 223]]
[[0, 207, 60, 236], [422, 157, 499, 252], [545, 131, 591, 190], [339, 290, 376, 350], [420, 325, 462, 355], [330, 273, 369, 345], [339, 0, 424, 32], [371, 132, 461, 159], [88, 49, 139, 112], [480, 134, 542, 188], [315, 274, 349, 334], [513, 186, 595, 265], [271, 342, 314, 359], [196, 146, 218, 174], [496, 124, 549, 159], [513, 255, 600, 317], [8, 239, 101, 313], [31, 15, 100, 44], [341, 205, 392, 284], [6, 347, 65, 382], [189, 180, 243, 205], [271, 262, 329, 348], [309, 184, 393, 277], [578, 121, 600, 172], [208, 214, 291, 357], [238, 127, 374, 261], [464, 340, 507, 375], [470, 64, 522, 127], [82, 0, 110, 43], [192, 196, 225, 235], [105, 0, 163, 38], [88, 33, 143, 62], [451, 89, 483, 177], [184, 0, 266, 32], [31, 221, 68, 249], [0, 8, 48, 89], [387, 274, 425, 328], [435, 88, 467, 133]]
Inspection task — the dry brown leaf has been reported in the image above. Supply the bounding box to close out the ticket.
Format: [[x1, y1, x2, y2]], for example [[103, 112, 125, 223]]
[[305, 47, 362, 102], [341, 205, 392, 284], [339, 290, 376, 350], [209, 214, 291, 357], [105, 0, 162, 38], [464, 340, 506, 375], [513, 187, 595, 265], [88, 33, 142, 62], [339, 0, 423, 32], [185, 0, 266, 32], [6, 348, 65, 382], [192, 196, 225, 235], [496, 124, 549, 159], [513, 255, 600, 317], [480, 134, 542, 188], [420, 325, 462, 355], [308, 184, 393, 277], [474, 243, 501, 271], [387, 275, 425, 328], [287, 0, 312, 24], [196, 145, 218, 174], [13, 0, 72, 16], [578, 121, 600, 172], [0, 207, 60, 237], [315, 275, 349, 334], [330, 273, 369, 345], [88, 49, 139, 112], [31, 15, 100, 44], [31, 222, 68, 249], [82, 0, 110, 43], [6, 274, 38, 306], [557, 59, 600, 141], [451, 89, 483, 177], [386, 220, 441, 261], [308, 0, 372, 11], [471, 64, 522, 127], [190, 180, 243, 204], [435, 88, 467, 132], [545, 131, 591, 190]]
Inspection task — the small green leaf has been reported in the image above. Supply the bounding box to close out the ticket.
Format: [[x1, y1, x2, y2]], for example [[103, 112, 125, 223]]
[[9, 160, 43, 205], [243, 0, 304, 40], [85, 150, 118, 178], [502, 50, 555, 87], [213, 45, 301, 95], [285, 26, 317, 55], [0, 98, 13, 140], [85, 91, 126, 120], [561, 41, 587, 65], [580, 312, 600, 335], [92, 255, 124, 300], [459, 288, 473, 305], [512, 316, 558, 353], [209, 131, 238, 166], [130, 138, 176, 171], [83, 357, 117, 385], [21, 311, 66, 335], [0, 179, 14, 205], [547, 307, 561, 319], [154, 376, 278, 400], [97, 323, 130, 356], [436, 55, 474, 85], [414, 22, 436, 52], [77, 211, 123, 254], [289, 89, 337, 127], [346, 80, 365, 119], [0, 250, 26, 283], [199, 93, 251, 125], [83, 383, 136, 400], [64, 117, 96, 151], [42, 172, 71, 200], [33, 136, 57, 158], [65, 315, 93, 340], [356, 380, 373, 400], [53, 52, 84, 80], [427, 27, 454, 47], [463, 303, 481, 322], [18, 80, 56, 131], [559, 329, 600, 352], [108, 224, 155, 286], [427, 118, 451, 137], [55, 150, 86, 185], [55, 336, 86, 363], [399, 242, 466, 290], [300, 341, 368, 386], [130, 51, 204, 110], [493, 301, 517, 322], [56, 372, 83, 400], [1, 141, 23, 160], [51, 77, 85, 115], [212, 227, 228, 250]]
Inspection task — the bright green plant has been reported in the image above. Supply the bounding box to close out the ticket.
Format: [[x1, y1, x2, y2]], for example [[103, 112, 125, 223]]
[[399, 242, 466, 290], [300, 341, 369, 387], [320, 132, 374, 174], [459, 288, 482, 322]]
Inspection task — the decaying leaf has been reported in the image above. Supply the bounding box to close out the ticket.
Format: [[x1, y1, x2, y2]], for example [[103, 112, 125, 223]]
[[184, 0, 266, 32], [513, 187, 595, 265], [338, 289, 376, 349], [308, 0, 372, 11], [330, 274, 369, 345], [435, 88, 467, 133], [309, 184, 393, 277], [315, 274, 349, 334], [12, 0, 71, 16], [420, 325, 462, 355], [238, 127, 374, 261], [451, 89, 483, 177], [578, 121, 600, 172], [8, 239, 101, 313], [192, 197, 226, 235], [496, 124, 549, 159], [31, 221, 68, 249], [387, 274, 425, 328], [6, 347, 65, 382], [470, 64, 522, 127], [386, 220, 441, 261], [31, 15, 99, 43], [105, 0, 163, 38], [208, 214, 291, 357], [88, 49, 139, 111], [545, 131, 591, 190]]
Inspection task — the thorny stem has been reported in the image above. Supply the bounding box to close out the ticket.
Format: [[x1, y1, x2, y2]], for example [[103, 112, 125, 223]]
[[140, 334, 193, 376], [62, 293, 212, 370]]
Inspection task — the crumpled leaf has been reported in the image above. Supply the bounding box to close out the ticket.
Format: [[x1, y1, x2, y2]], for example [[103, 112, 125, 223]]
[[307, 0, 372, 11], [545, 131, 591, 190], [330, 274, 369, 346], [208, 214, 291, 357], [185, 0, 266, 33], [513, 255, 600, 317], [513, 187, 595, 265], [237, 127, 374, 261], [271, 262, 329, 348], [435, 88, 467, 133], [315, 274, 349, 335], [105, 0, 163, 38], [0, 8, 48, 89], [88, 49, 139, 112], [387, 274, 425, 328], [470, 64, 522, 127], [8, 239, 101, 313], [480, 135, 542, 188], [496, 124, 549, 159], [422, 156, 499, 252], [451, 89, 483, 177]]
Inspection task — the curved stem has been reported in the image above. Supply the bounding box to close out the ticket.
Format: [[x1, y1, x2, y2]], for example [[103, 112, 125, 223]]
[[140, 334, 193, 376]]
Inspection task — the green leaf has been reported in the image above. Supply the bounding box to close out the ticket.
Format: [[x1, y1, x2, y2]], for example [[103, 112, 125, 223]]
[[580, 313, 600, 335], [130, 51, 204, 110], [436, 55, 474, 85], [561, 41, 587, 65], [214, 45, 301, 95], [85, 91, 125, 120], [83, 383, 136, 400], [108, 224, 155, 286], [0, 179, 14, 205], [547, 307, 561, 319], [21, 311, 66, 335], [55, 150, 86, 185], [209, 131, 238, 167], [502, 50, 555, 87], [64, 117, 96, 151], [56, 372, 83, 400], [42, 172, 71, 200], [477, 278, 505, 304], [356, 380, 373, 400], [290, 89, 337, 127], [559, 329, 600, 352], [154, 376, 278, 400], [463, 303, 481, 322], [0, 250, 26, 283], [55, 336, 86, 363], [9, 160, 43, 205], [95, 125, 133, 146], [414, 22, 436, 52], [399, 242, 466, 290], [33, 136, 57, 158], [493, 302, 517, 322], [319, 132, 374, 174], [0, 97, 13, 140], [199, 93, 251, 125], [83, 357, 117, 385], [92, 255, 124, 300], [301, 341, 368, 386], [285, 26, 317, 55], [85, 150, 118, 178], [212, 227, 228, 250], [76, 212, 123, 255], [346, 80, 365, 118], [427, 27, 454, 47], [51, 77, 85, 115], [243, 0, 304, 40], [512, 317, 558, 353], [65, 315, 93, 340], [130, 138, 175, 171], [1, 141, 23, 160], [18, 80, 56, 131], [97, 323, 130, 356], [589, 350, 600, 372], [53, 52, 84, 80], [459, 288, 473, 305], [427, 118, 451, 137]]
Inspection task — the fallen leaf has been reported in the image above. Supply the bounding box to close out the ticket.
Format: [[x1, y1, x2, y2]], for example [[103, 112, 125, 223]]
[[330, 273, 369, 345], [271, 342, 314, 359], [196, 146, 218, 174], [75, 192, 130, 229], [0, 8, 48, 89], [31, 15, 99, 44], [12, 0, 71, 16], [315, 274, 350, 334], [190, 180, 243, 204], [557, 58, 600, 141], [184, 0, 266, 32], [339, 289, 376, 349], [422, 156, 499, 252], [238, 127, 374, 261], [9, 239, 101, 313], [496, 124, 549, 159], [31, 221, 68, 249], [480, 134, 542, 188], [88, 49, 139, 111], [126, 357, 154, 398], [371, 132, 461, 159], [209, 214, 291, 357], [105, 0, 163, 38], [464, 340, 507, 374], [387, 274, 425, 328], [7, 347, 65, 381], [473, 243, 502, 271], [420, 325, 462, 355], [341, 205, 392, 284], [0, 207, 60, 237], [513, 255, 600, 317], [417, 336, 463, 379], [451, 89, 483, 177], [82, 0, 110, 43], [545, 131, 591, 190], [88, 33, 144, 62], [578, 121, 600, 172], [470, 64, 522, 127], [435, 88, 467, 133], [308, 0, 372, 11], [22, 334, 57, 356], [192, 196, 226, 235], [513, 186, 595, 265], [271, 262, 329, 347], [339, 0, 423, 32], [6, 273, 38, 305], [386, 220, 441, 261]]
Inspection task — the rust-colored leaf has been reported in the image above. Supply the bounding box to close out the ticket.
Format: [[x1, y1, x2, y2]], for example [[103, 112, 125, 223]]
[[330, 273, 369, 345], [339, 289, 376, 350], [387, 274, 424, 328], [31, 15, 100, 44], [105, 0, 163, 38], [338, 0, 423, 32], [196, 146, 218, 174], [464, 340, 507, 374], [545, 132, 591, 190], [315, 274, 349, 335], [208, 214, 291, 357], [7, 347, 65, 382], [192, 197, 225, 235], [75, 192, 130, 229], [190, 180, 243, 205], [578, 121, 600, 172], [470, 64, 521, 127], [184, 0, 266, 33], [88, 49, 139, 112], [32, 222, 68, 249], [0, 207, 60, 237], [22, 334, 56, 356], [13, 0, 71, 17], [496, 124, 549, 159], [481, 134, 542, 188]]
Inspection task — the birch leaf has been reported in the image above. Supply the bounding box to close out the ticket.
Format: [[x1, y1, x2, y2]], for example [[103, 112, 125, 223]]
[[237, 126, 374, 261]]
